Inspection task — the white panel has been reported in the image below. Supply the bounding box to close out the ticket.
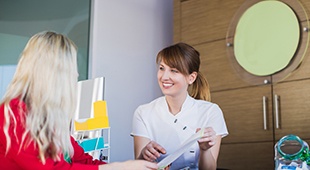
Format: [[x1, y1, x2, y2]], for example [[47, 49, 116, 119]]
[[75, 77, 105, 120]]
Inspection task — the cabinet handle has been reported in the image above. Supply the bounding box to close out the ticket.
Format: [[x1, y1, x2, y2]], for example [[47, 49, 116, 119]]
[[263, 96, 267, 130], [274, 94, 280, 129]]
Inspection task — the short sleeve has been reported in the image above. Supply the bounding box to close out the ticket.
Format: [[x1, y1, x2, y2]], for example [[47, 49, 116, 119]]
[[207, 104, 228, 138], [131, 106, 150, 139]]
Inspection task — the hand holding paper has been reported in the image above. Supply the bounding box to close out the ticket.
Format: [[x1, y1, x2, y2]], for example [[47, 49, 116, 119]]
[[139, 141, 166, 162], [197, 127, 217, 151], [157, 129, 205, 169]]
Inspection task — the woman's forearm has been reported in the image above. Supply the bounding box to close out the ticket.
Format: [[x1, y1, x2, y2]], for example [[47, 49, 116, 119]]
[[199, 149, 217, 170]]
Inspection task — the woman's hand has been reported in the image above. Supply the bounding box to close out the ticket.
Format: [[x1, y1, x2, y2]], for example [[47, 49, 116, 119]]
[[99, 160, 158, 170], [197, 127, 217, 151], [139, 141, 166, 162], [196, 127, 222, 169]]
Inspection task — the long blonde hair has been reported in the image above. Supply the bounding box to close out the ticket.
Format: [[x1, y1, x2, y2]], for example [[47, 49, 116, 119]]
[[2, 31, 78, 163], [156, 42, 211, 101]]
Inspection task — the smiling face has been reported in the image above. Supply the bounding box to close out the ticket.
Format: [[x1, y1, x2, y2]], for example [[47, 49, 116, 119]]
[[157, 61, 196, 99], [156, 43, 200, 100]]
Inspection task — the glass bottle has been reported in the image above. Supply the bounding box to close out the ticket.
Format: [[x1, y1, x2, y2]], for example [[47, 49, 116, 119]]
[[274, 134, 310, 170]]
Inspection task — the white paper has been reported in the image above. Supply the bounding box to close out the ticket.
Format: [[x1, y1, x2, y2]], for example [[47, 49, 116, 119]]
[[157, 129, 204, 169]]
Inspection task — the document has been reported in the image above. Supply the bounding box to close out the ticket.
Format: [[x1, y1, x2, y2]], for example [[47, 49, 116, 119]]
[[157, 129, 205, 169]]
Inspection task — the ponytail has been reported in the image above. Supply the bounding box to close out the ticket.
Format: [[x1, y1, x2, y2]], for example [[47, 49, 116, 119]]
[[188, 72, 211, 101]]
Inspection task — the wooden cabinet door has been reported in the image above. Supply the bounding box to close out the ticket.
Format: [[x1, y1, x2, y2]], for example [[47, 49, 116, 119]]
[[179, 0, 244, 45], [212, 85, 273, 144], [218, 142, 274, 170], [273, 79, 310, 141], [195, 41, 271, 92], [195, 41, 249, 92]]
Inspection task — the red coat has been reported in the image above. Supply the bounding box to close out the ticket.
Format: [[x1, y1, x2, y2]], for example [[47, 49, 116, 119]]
[[0, 98, 106, 170]]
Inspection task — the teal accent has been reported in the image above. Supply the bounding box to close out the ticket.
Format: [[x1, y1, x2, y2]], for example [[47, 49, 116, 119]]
[[64, 152, 72, 164], [77, 137, 105, 152], [277, 134, 310, 165]]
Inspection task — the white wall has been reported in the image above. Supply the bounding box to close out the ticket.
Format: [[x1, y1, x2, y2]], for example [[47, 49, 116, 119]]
[[89, 0, 173, 162]]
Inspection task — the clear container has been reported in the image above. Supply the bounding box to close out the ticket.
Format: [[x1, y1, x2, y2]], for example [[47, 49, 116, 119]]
[[274, 134, 310, 170]]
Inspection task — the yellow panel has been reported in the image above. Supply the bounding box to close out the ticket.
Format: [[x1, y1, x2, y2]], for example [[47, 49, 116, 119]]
[[74, 100, 109, 131], [94, 100, 107, 117]]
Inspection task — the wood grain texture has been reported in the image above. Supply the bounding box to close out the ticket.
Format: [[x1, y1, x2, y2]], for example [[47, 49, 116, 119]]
[[273, 79, 310, 140], [218, 142, 274, 170], [195, 40, 271, 92], [173, 0, 310, 168], [179, 0, 310, 45], [180, 0, 244, 45], [173, 0, 181, 43], [212, 85, 273, 144]]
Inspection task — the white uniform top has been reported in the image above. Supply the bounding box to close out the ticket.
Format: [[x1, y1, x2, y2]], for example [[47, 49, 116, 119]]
[[131, 95, 228, 170]]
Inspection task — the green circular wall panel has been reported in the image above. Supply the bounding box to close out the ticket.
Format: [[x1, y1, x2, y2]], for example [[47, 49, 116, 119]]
[[234, 1, 300, 76]]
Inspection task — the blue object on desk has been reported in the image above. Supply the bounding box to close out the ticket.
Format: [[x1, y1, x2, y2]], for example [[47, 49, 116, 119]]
[[77, 137, 104, 152]]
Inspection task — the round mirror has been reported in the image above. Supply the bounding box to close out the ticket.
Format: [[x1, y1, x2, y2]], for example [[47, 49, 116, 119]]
[[234, 1, 299, 76], [226, 0, 309, 84]]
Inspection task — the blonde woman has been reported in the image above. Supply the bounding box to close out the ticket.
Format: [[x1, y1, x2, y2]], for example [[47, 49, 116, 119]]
[[0, 31, 157, 170], [132, 43, 228, 170]]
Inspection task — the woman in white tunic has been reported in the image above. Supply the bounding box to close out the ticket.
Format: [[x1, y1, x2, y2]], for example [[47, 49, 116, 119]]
[[131, 43, 228, 170]]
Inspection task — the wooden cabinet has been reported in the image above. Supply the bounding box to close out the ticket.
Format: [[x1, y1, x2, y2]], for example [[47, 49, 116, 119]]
[[174, 0, 310, 169], [174, 0, 245, 45], [212, 85, 273, 144], [211, 80, 310, 169], [194, 40, 270, 92], [174, 0, 310, 45], [212, 85, 274, 169], [218, 142, 274, 170], [273, 80, 310, 141]]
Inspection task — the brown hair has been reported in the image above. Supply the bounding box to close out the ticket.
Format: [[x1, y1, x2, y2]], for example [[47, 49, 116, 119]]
[[156, 42, 211, 101]]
